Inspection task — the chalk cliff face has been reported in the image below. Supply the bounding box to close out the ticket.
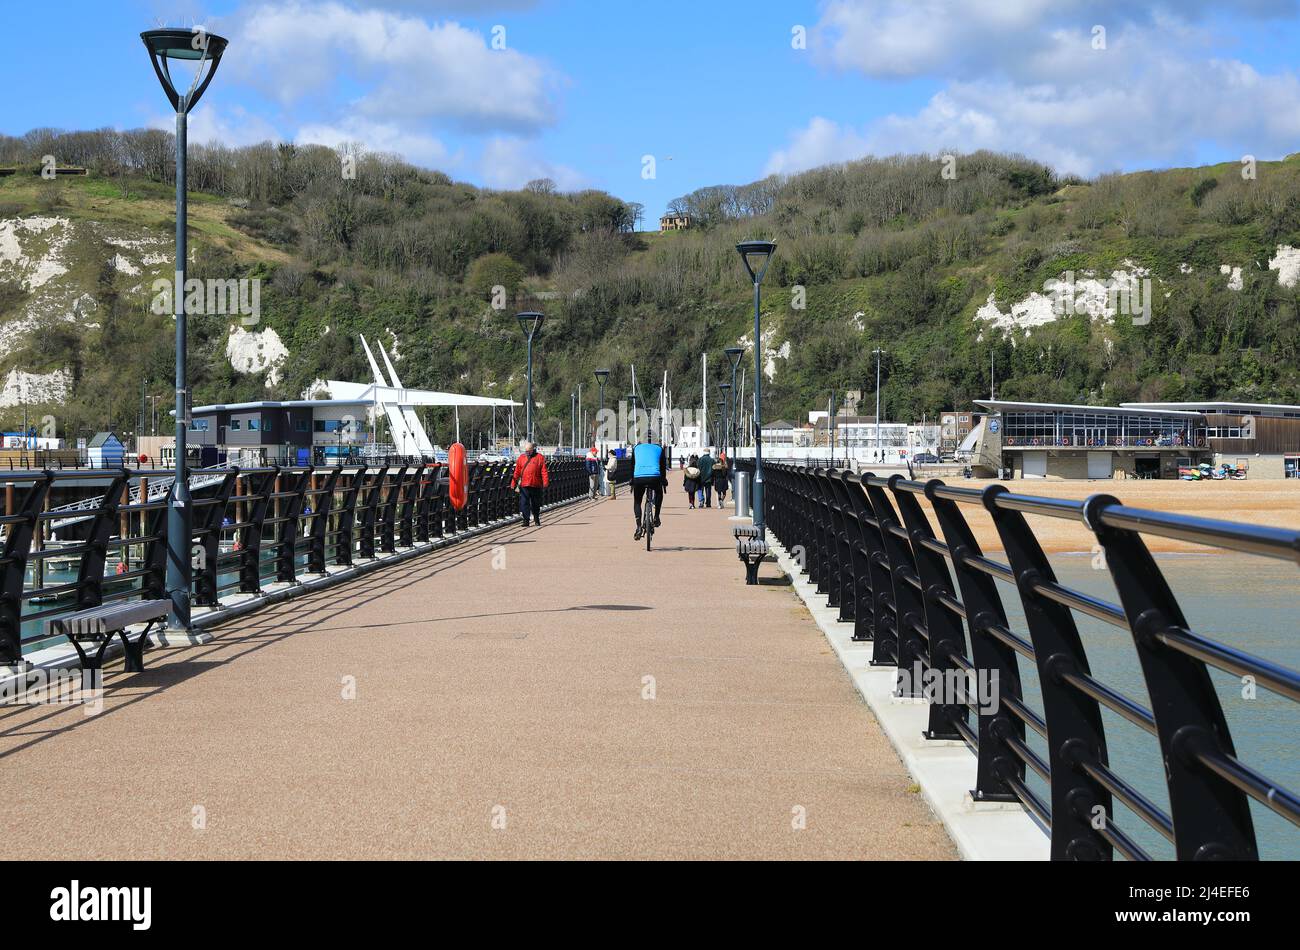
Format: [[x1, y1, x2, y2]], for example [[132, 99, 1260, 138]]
[[4, 146, 1300, 444]]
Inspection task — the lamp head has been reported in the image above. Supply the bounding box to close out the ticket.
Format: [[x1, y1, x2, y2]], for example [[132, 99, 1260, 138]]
[[736, 240, 777, 284], [724, 346, 745, 369], [516, 311, 545, 339], [594, 368, 610, 386], [719, 382, 732, 394], [141, 27, 228, 113]]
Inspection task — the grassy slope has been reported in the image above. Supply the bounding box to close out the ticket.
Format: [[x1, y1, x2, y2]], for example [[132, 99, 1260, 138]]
[[3, 157, 1300, 443]]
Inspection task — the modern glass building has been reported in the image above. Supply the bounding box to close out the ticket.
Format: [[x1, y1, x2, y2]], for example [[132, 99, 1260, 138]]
[[973, 400, 1207, 479]]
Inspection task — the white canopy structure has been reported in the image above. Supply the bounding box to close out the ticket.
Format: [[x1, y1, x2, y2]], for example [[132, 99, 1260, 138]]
[[322, 335, 520, 455]]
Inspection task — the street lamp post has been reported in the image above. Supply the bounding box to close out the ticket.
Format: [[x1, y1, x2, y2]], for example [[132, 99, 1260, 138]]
[[570, 391, 577, 454], [141, 26, 228, 634], [626, 393, 641, 443], [594, 369, 610, 450], [724, 346, 744, 459], [873, 347, 886, 464], [517, 312, 544, 442], [718, 382, 732, 461], [736, 241, 776, 534]]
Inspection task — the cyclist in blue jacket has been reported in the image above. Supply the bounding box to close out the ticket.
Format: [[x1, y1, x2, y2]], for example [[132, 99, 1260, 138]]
[[631, 432, 668, 540]]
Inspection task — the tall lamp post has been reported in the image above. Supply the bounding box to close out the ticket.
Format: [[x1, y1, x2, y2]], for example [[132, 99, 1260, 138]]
[[626, 393, 641, 443], [724, 346, 744, 458], [594, 369, 610, 450], [517, 312, 544, 442], [718, 382, 732, 460], [141, 27, 228, 634], [736, 240, 776, 534], [873, 347, 886, 464]]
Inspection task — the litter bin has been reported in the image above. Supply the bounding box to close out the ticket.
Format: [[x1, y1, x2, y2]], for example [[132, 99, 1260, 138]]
[[734, 470, 751, 519]]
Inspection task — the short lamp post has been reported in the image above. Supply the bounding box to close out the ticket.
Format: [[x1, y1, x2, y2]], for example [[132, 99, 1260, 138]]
[[517, 312, 544, 442], [735, 240, 776, 534], [141, 26, 228, 634]]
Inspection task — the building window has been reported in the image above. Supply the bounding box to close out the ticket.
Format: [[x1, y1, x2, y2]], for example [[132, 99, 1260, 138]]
[[296, 419, 308, 432], [230, 419, 241, 431], [247, 419, 260, 432], [190, 419, 209, 431]]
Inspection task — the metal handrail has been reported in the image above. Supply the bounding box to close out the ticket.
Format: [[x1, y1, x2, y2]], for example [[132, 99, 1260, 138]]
[[748, 459, 1300, 861], [3, 458, 590, 656]]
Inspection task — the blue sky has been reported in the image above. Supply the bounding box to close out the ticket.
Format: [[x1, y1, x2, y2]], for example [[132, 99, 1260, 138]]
[[6, 1, 1300, 217]]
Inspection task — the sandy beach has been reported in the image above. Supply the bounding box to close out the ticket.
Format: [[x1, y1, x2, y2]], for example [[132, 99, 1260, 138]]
[[908, 478, 1300, 555]]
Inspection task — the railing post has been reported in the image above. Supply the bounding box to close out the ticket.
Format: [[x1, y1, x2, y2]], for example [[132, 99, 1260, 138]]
[[307, 467, 341, 573], [334, 468, 364, 567], [239, 469, 279, 595], [193, 470, 238, 606], [1083, 493, 1257, 859], [379, 466, 406, 554], [862, 478, 926, 693], [926, 481, 1026, 804], [359, 466, 387, 559], [276, 468, 311, 583], [983, 484, 1112, 860], [843, 476, 894, 654], [888, 476, 969, 740], [0, 474, 52, 663], [75, 470, 129, 609]]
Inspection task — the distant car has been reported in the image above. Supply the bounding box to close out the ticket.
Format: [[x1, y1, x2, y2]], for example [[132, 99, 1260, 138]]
[[913, 452, 940, 464]]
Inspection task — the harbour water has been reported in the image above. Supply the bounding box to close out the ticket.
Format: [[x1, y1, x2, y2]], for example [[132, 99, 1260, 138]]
[[1006, 552, 1299, 859]]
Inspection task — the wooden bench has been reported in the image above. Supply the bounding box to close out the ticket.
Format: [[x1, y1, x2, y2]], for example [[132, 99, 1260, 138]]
[[43, 601, 171, 673]]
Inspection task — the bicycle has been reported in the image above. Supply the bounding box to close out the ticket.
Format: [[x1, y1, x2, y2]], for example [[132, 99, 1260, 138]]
[[633, 481, 662, 551]]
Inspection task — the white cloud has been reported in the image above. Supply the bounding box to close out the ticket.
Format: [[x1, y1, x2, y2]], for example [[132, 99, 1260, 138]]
[[296, 119, 458, 168], [150, 104, 281, 149], [771, 2, 1300, 177], [225, 1, 561, 132], [479, 137, 584, 191]]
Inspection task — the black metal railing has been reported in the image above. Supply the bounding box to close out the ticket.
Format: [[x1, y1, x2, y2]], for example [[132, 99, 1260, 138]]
[[751, 460, 1300, 861], [0, 457, 589, 659]]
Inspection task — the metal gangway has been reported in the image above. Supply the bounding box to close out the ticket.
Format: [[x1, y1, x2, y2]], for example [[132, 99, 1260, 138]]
[[45, 469, 231, 532]]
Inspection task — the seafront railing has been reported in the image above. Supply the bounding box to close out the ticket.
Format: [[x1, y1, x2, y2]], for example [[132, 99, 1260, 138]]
[[746, 460, 1300, 860], [0, 457, 589, 660]]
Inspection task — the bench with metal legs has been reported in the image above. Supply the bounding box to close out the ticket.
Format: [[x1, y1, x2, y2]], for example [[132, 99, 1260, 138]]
[[44, 600, 171, 673]]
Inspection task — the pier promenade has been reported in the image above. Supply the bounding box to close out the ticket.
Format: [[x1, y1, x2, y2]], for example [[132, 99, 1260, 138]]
[[0, 474, 954, 860]]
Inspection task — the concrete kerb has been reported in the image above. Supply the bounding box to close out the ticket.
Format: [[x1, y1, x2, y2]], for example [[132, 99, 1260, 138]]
[[765, 536, 1050, 861], [1, 493, 588, 690]]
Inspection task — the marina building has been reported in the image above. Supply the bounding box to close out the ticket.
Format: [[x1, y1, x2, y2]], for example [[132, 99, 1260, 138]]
[[971, 400, 1207, 479]]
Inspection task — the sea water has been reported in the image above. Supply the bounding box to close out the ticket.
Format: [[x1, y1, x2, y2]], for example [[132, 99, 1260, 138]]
[[997, 552, 1299, 860]]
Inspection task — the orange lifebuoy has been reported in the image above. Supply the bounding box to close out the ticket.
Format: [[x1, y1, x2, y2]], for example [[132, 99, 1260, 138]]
[[448, 443, 468, 511]]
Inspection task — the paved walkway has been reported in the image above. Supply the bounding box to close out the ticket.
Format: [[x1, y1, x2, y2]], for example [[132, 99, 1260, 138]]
[[0, 472, 954, 860]]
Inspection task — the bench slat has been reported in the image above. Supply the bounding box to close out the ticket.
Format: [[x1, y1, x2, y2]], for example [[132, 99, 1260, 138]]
[[44, 600, 170, 637]]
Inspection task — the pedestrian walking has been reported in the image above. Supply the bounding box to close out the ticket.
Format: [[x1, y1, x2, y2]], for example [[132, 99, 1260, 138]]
[[510, 441, 549, 527], [712, 452, 729, 508], [696, 448, 715, 509], [683, 453, 700, 509]]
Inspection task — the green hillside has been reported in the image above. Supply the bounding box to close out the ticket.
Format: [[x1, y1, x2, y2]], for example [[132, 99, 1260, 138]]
[[4, 128, 1300, 445]]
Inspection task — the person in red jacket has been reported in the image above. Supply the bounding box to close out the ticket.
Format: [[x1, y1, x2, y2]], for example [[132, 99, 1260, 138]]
[[510, 440, 550, 527]]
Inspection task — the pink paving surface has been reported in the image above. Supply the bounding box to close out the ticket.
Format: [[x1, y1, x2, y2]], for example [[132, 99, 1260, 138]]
[[0, 473, 954, 860]]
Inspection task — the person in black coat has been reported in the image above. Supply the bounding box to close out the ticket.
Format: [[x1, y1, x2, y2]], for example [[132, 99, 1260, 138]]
[[682, 453, 700, 509]]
